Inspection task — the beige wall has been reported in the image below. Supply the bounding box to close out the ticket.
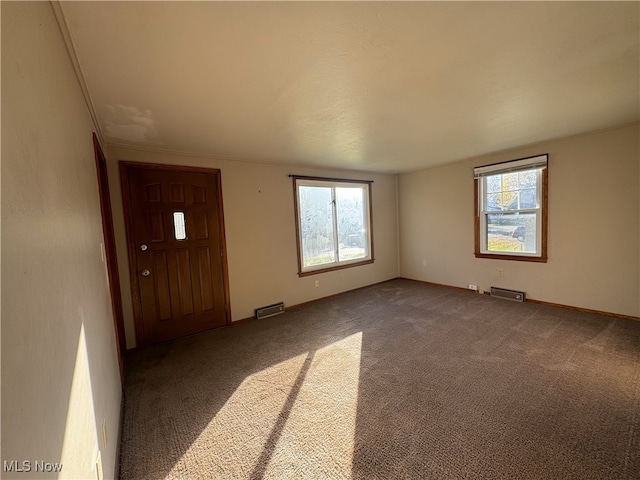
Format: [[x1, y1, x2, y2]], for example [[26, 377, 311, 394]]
[[105, 146, 399, 348], [2, 3, 122, 479], [399, 123, 640, 317]]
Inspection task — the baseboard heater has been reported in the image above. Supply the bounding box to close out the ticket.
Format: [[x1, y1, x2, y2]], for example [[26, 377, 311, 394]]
[[490, 287, 526, 302], [254, 302, 285, 320]]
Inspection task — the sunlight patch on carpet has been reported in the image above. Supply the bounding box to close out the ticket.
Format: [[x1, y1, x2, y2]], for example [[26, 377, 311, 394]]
[[261, 332, 363, 479], [167, 352, 310, 478], [164, 332, 363, 478]]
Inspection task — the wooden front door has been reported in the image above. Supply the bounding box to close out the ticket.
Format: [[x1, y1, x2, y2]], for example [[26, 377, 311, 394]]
[[121, 163, 229, 347]]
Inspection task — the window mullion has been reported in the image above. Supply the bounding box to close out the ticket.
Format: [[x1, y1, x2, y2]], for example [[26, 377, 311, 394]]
[[331, 187, 339, 262], [481, 208, 539, 215]]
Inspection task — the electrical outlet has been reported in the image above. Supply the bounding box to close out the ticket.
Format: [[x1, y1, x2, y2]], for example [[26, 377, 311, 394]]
[[314, 280, 320, 287], [468, 284, 478, 291], [497, 268, 504, 277]]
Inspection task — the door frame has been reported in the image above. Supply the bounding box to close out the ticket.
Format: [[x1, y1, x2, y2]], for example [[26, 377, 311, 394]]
[[93, 134, 126, 382], [119, 161, 232, 347]]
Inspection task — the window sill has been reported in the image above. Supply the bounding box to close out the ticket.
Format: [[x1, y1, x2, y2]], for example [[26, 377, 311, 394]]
[[298, 258, 374, 277], [474, 252, 547, 263]]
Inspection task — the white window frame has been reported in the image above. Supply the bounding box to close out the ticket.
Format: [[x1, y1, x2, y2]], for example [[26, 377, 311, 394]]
[[292, 176, 374, 276], [474, 154, 548, 262]]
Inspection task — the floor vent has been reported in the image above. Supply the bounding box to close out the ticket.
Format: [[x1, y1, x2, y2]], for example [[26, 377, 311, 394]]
[[490, 287, 526, 302], [254, 302, 285, 320]]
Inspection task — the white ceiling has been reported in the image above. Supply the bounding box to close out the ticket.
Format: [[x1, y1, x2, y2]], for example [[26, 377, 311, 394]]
[[59, 1, 639, 173]]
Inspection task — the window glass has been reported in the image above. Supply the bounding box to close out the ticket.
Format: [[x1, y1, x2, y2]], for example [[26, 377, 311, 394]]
[[486, 212, 536, 253], [294, 178, 373, 275], [336, 187, 367, 262], [299, 186, 335, 267], [173, 211, 187, 240], [475, 155, 547, 261]]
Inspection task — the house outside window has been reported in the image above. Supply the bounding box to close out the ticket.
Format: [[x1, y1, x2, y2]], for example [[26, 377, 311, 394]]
[[474, 154, 548, 262], [292, 176, 374, 276]]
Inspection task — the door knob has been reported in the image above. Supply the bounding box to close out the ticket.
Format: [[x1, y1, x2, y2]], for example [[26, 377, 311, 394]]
[[141, 269, 151, 277], [140, 244, 148, 251]]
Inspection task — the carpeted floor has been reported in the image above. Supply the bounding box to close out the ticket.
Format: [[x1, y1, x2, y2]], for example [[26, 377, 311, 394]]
[[120, 279, 640, 479]]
